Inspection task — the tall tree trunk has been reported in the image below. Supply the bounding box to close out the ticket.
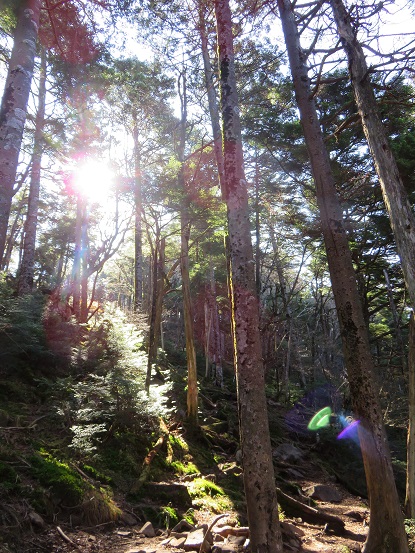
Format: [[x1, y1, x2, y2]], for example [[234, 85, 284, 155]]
[[330, 0, 415, 311], [146, 234, 164, 392], [1, 194, 26, 271], [215, 0, 283, 551], [405, 313, 415, 517], [133, 116, 143, 312], [177, 69, 198, 424], [80, 219, 89, 323], [277, 2, 408, 551], [72, 197, 85, 321], [254, 151, 261, 298], [199, 4, 226, 195], [18, 48, 47, 296], [154, 237, 165, 358], [0, 0, 41, 261], [383, 268, 406, 373]]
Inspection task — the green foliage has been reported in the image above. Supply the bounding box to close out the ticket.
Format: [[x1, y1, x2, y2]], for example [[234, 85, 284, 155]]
[[0, 461, 19, 493], [30, 450, 85, 506], [157, 505, 179, 529]]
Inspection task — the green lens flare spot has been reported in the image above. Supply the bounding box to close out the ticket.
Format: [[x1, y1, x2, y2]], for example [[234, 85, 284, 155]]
[[307, 406, 332, 431]]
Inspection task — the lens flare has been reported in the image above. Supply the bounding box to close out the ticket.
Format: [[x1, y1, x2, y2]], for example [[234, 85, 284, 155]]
[[307, 406, 332, 431], [337, 419, 360, 440]]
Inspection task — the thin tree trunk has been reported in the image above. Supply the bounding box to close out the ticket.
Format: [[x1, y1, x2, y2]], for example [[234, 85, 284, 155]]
[[383, 268, 406, 373], [277, 2, 409, 551], [254, 151, 261, 298], [133, 116, 143, 312], [215, 0, 283, 551], [154, 237, 165, 359], [72, 197, 84, 320], [199, 4, 226, 195], [18, 48, 47, 296], [0, 0, 41, 260], [80, 219, 89, 323], [177, 69, 198, 424], [330, 0, 415, 311], [146, 239, 159, 392], [405, 313, 415, 517]]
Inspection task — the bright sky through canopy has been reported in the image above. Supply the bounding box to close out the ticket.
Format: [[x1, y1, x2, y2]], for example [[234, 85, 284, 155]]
[[73, 159, 115, 203]]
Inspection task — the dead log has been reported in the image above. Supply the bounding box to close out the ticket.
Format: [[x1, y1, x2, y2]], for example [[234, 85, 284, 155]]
[[277, 487, 345, 534]]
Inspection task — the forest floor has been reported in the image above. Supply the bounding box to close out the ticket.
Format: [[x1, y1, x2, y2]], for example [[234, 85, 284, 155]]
[[18, 452, 373, 553], [0, 355, 412, 553]]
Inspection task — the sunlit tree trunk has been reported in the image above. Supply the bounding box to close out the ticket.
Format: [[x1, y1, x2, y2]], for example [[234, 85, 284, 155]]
[[146, 231, 161, 392], [154, 237, 165, 357], [133, 114, 143, 312], [1, 196, 26, 272], [277, 2, 408, 551], [215, 0, 283, 550], [80, 222, 89, 323], [18, 48, 47, 296], [177, 69, 198, 424], [0, 0, 41, 261]]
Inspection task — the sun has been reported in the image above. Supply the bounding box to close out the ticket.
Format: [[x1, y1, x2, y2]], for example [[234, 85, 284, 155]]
[[72, 158, 115, 203]]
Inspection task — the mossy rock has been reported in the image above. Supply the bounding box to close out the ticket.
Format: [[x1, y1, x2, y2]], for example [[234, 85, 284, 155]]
[[141, 482, 193, 508], [30, 452, 85, 506]]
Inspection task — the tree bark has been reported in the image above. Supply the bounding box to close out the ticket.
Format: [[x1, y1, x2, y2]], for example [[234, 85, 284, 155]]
[[18, 47, 47, 296], [0, 0, 41, 261], [146, 235, 165, 392], [405, 313, 415, 517], [199, 3, 226, 195], [133, 115, 143, 312], [330, 0, 415, 311], [177, 69, 198, 424], [215, 0, 284, 551], [277, 2, 408, 552]]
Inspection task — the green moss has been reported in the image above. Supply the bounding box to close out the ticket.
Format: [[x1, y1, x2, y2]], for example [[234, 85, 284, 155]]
[[170, 460, 199, 475], [189, 478, 224, 498], [82, 464, 113, 484], [157, 505, 179, 529], [30, 451, 85, 506]]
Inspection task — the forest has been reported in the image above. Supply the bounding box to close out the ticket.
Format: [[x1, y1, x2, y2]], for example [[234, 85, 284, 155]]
[[1, 0, 415, 552]]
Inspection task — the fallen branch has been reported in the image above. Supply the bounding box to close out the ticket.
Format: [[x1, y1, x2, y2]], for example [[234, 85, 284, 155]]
[[200, 513, 229, 553], [56, 526, 83, 551], [277, 487, 345, 534]]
